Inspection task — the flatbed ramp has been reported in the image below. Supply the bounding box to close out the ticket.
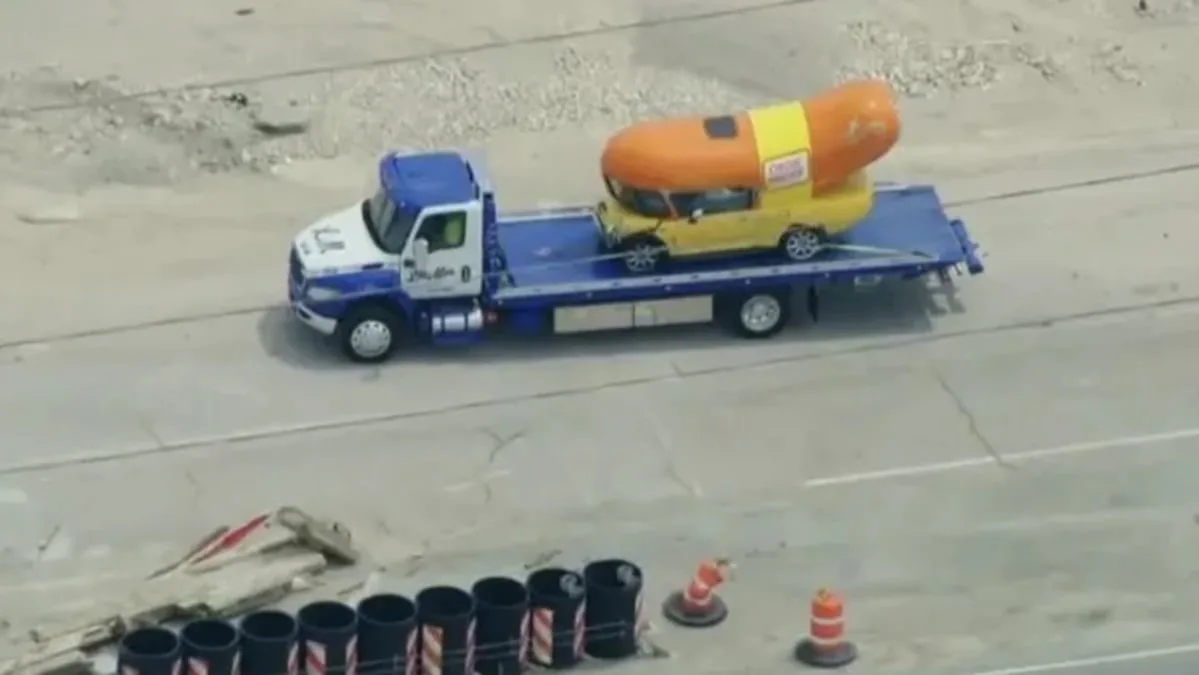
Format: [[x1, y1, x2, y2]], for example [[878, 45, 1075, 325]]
[[1, 507, 358, 675], [489, 184, 982, 307]]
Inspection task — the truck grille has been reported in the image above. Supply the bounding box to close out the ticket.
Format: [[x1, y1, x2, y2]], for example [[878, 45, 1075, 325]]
[[289, 247, 304, 285]]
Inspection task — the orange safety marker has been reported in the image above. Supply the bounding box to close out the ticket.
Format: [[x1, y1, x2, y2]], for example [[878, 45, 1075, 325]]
[[794, 588, 858, 668], [661, 558, 732, 627]]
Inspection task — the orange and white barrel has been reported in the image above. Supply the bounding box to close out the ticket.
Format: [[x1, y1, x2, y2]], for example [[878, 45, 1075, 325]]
[[680, 560, 729, 613], [794, 588, 858, 668], [808, 589, 845, 651], [661, 558, 732, 627]]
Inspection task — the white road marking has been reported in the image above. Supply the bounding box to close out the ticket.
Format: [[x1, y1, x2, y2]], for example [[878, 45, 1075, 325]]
[[803, 426, 1199, 488], [0, 487, 29, 504], [442, 469, 513, 493], [964, 642, 1199, 675]]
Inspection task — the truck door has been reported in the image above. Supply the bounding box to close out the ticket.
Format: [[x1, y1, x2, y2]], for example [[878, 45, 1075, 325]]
[[401, 203, 484, 300]]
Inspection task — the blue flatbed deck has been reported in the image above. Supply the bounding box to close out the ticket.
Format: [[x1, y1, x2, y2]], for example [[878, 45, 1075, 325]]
[[489, 184, 982, 307]]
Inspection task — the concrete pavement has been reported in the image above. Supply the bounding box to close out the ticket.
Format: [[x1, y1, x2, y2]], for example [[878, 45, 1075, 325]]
[[5, 283, 1199, 673], [3, 161, 1199, 673], [961, 645, 1199, 675]]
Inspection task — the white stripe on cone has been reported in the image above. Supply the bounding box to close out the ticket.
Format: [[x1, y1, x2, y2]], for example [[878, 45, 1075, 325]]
[[307, 642, 327, 675], [572, 603, 586, 659], [531, 609, 554, 665], [519, 611, 530, 666], [347, 635, 359, 675], [421, 626, 444, 675], [405, 630, 419, 675], [634, 591, 644, 637], [465, 619, 476, 675]]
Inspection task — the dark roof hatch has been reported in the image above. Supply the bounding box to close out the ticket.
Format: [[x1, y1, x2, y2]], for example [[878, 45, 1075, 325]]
[[702, 115, 738, 139]]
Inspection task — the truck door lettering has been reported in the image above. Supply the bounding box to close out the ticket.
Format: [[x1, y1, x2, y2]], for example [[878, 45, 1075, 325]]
[[407, 266, 456, 283]]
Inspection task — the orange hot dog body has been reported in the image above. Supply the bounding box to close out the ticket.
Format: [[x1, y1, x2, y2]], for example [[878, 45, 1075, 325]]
[[600, 79, 900, 196], [804, 79, 900, 195]]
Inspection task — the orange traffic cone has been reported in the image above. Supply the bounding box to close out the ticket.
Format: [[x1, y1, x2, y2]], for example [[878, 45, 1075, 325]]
[[794, 588, 858, 668], [661, 558, 732, 627]]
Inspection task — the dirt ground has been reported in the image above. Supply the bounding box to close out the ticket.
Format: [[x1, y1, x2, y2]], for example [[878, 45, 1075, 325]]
[[3, 0, 1199, 673], [1, 0, 1196, 191]]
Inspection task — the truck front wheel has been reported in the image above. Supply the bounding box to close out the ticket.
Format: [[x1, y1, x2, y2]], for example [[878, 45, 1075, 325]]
[[336, 304, 404, 363], [618, 236, 666, 274], [716, 289, 792, 339]]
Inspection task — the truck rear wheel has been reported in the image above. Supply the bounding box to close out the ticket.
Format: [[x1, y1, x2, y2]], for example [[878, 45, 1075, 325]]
[[716, 289, 792, 339], [336, 304, 404, 363], [781, 226, 825, 261]]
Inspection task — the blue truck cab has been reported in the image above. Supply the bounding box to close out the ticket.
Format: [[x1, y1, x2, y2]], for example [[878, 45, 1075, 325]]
[[288, 150, 984, 363]]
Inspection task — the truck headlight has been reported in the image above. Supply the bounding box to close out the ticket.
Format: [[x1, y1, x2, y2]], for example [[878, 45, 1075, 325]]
[[306, 286, 342, 302]]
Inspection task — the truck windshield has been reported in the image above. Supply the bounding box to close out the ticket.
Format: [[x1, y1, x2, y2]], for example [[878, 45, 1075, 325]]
[[604, 177, 673, 219], [363, 187, 418, 253]]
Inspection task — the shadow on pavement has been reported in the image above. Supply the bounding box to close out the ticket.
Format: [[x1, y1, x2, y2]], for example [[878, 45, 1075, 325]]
[[256, 305, 347, 371]]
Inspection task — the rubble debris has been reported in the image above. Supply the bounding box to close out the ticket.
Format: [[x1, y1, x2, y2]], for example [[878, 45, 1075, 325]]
[[222, 92, 250, 109], [0, 506, 359, 675], [252, 101, 310, 136], [838, 21, 1001, 97]]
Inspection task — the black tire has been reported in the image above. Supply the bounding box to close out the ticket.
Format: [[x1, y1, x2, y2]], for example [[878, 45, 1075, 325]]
[[617, 236, 666, 274], [335, 303, 404, 364], [717, 289, 792, 339], [780, 226, 826, 261]]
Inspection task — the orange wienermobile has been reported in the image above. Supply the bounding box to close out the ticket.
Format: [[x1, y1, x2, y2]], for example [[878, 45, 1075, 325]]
[[597, 79, 900, 273]]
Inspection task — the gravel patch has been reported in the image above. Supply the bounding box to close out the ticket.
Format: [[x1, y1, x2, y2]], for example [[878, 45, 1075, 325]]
[[0, 0, 1195, 189], [0, 40, 758, 187]]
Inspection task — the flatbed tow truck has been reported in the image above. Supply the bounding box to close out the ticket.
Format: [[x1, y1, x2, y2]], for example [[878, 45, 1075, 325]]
[[287, 151, 984, 363]]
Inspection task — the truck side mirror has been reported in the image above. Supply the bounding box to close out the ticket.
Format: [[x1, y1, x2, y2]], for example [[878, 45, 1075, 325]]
[[689, 208, 704, 223], [413, 238, 430, 270]]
